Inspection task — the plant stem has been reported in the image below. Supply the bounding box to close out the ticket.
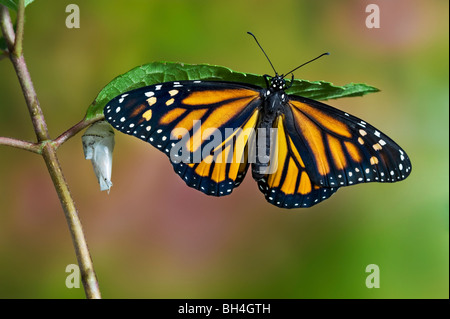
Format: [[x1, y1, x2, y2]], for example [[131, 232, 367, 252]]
[[14, 0, 24, 57], [0, 6, 14, 49], [41, 142, 101, 298], [53, 114, 105, 149], [0, 4, 101, 298], [0, 136, 40, 153], [10, 54, 51, 141], [0, 114, 104, 152], [1, 3, 49, 142]]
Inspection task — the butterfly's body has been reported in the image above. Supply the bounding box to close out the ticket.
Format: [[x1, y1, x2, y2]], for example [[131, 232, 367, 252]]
[[252, 75, 288, 181]]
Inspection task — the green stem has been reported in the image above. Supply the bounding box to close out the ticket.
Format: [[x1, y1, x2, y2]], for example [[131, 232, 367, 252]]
[[41, 142, 101, 298], [53, 114, 105, 149], [0, 136, 40, 153], [0, 113, 104, 153], [1, 4, 48, 142], [0, 4, 101, 298], [10, 54, 50, 141], [14, 0, 24, 57], [0, 6, 14, 50]]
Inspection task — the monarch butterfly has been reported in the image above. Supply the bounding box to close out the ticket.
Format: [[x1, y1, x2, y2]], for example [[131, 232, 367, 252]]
[[103, 33, 411, 208]]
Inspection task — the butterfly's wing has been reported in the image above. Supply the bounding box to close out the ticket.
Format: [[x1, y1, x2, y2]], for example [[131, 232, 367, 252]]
[[256, 115, 339, 208], [104, 81, 262, 196], [283, 95, 412, 188]]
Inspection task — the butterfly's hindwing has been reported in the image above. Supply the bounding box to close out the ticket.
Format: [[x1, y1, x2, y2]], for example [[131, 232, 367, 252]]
[[256, 115, 339, 208]]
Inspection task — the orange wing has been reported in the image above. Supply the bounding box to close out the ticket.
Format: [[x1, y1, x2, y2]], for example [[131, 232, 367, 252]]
[[282, 95, 412, 188], [104, 80, 262, 195]]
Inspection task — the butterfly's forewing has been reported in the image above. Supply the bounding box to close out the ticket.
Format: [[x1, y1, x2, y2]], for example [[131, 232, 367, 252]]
[[256, 116, 339, 208], [283, 95, 412, 188], [104, 81, 262, 195]]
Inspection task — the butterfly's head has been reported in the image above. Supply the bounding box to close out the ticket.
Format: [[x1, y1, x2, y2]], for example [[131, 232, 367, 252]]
[[269, 75, 287, 92], [264, 74, 287, 94], [264, 75, 288, 112]]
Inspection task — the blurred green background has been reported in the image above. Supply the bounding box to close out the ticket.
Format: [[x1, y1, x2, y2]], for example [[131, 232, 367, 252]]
[[0, 0, 448, 298]]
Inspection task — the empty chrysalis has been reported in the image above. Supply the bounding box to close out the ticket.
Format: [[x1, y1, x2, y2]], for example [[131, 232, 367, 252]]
[[82, 121, 115, 192]]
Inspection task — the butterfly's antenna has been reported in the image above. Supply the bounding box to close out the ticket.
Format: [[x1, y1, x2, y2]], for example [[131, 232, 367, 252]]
[[247, 31, 278, 75], [284, 52, 330, 78]]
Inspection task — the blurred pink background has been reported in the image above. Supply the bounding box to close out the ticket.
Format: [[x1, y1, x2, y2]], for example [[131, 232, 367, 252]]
[[0, 0, 447, 298]]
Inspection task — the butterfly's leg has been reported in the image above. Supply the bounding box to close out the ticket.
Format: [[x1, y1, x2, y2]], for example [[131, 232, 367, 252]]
[[285, 74, 294, 90]]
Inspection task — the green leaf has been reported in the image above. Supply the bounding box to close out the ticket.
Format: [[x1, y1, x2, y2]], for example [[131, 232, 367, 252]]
[[286, 80, 380, 100], [0, 0, 34, 11], [86, 61, 379, 120]]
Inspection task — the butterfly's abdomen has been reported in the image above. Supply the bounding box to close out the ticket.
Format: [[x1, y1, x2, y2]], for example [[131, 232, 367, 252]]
[[251, 111, 278, 181], [251, 90, 286, 181]]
